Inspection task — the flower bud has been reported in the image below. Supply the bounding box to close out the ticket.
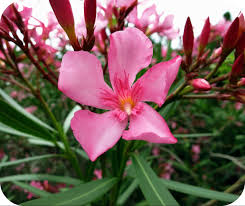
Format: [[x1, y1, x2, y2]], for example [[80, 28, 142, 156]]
[[183, 17, 194, 55], [210, 47, 222, 60], [235, 32, 245, 58], [190, 78, 211, 91], [229, 53, 245, 84], [238, 78, 245, 86], [183, 17, 194, 65], [198, 17, 210, 57], [84, 0, 96, 35], [238, 13, 245, 36], [222, 17, 239, 53], [49, 0, 81, 50]]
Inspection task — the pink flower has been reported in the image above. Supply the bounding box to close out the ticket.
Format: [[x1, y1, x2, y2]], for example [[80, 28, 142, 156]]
[[192, 144, 201, 162], [0, 149, 5, 160], [59, 28, 181, 161], [128, 4, 178, 39], [159, 163, 174, 180], [25, 106, 37, 114], [94, 169, 102, 179]]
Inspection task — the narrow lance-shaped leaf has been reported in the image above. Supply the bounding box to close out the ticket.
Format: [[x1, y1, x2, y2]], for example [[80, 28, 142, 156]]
[[0, 154, 61, 169], [0, 99, 55, 141], [0, 174, 82, 186], [132, 154, 179, 206], [12, 181, 50, 198], [21, 178, 117, 206], [0, 88, 55, 132]]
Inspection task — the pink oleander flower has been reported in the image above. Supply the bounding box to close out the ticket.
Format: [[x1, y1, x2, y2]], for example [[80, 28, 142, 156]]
[[94, 169, 102, 179], [128, 4, 178, 39], [59, 28, 181, 161], [192, 144, 201, 162], [159, 162, 174, 180], [25, 106, 37, 114]]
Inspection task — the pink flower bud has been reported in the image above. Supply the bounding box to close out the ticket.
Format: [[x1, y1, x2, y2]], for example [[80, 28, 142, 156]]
[[190, 78, 211, 91], [230, 53, 245, 84], [84, 0, 96, 32], [198, 17, 210, 56], [211, 47, 222, 60], [49, 0, 80, 50], [238, 78, 245, 87], [222, 17, 239, 52], [183, 17, 194, 55]]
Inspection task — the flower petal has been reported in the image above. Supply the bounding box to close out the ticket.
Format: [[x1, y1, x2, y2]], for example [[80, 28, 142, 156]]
[[58, 51, 113, 109], [71, 110, 127, 161], [122, 103, 177, 144], [108, 27, 153, 88], [133, 56, 182, 107]]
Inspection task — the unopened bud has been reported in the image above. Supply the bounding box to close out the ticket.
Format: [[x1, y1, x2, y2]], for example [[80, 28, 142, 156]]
[[235, 32, 245, 58], [49, 0, 81, 50], [229, 53, 245, 84], [211, 47, 222, 60], [238, 13, 245, 36], [238, 78, 245, 86], [183, 17, 194, 56], [198, 17, 210, 57], [222, 17, 239, 53], [183, 17, 194, 66], [190, 78, 211, 91], [84, 0, 96, 35]]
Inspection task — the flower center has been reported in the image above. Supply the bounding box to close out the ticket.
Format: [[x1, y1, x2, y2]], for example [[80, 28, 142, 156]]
[[119, 96, 135, 115]]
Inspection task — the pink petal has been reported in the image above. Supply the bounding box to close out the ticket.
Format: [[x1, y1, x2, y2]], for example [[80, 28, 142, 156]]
[[58, 51, 113, 109], [133, 56, 182, 107], [71, 110, 128, 161], [123, 103, 177, 144], [115, 0, 135, 7], [108, 27, 152, 88]]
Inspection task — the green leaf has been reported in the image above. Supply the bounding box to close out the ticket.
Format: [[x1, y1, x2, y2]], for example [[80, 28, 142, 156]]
[[63, 105, 81, 134], [117, 179, 138, 205], [26, 138, 89, 160], [132, 154, 179, 206], [160, 179, 238, 203], [0, 174, 81, 186], [0, 122, 45, 140], [12, 181, 50, 197], [0, 154, 61, 168], [21, 178, 117, 206], [0, 99, 54, 141], [159, 101, 180, 121], [0, 88, 54, 132], [174, 132, 219, 138]]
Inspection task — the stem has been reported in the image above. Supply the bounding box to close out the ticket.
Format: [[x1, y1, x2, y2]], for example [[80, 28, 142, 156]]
[[37, 94, 83, 180], [205, 56, 226, 81], [110, 141, 133, 206], [182, 94, 235, 101], [0, 76, 30, 92], [23, 48, 58, 87], [5, 54, 83, 179], [201, 174, 245, 206], [30, 41, 58, 81]]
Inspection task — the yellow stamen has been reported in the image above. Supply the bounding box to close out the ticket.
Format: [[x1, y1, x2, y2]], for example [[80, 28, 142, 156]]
[[119, 97, 135, 115]]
